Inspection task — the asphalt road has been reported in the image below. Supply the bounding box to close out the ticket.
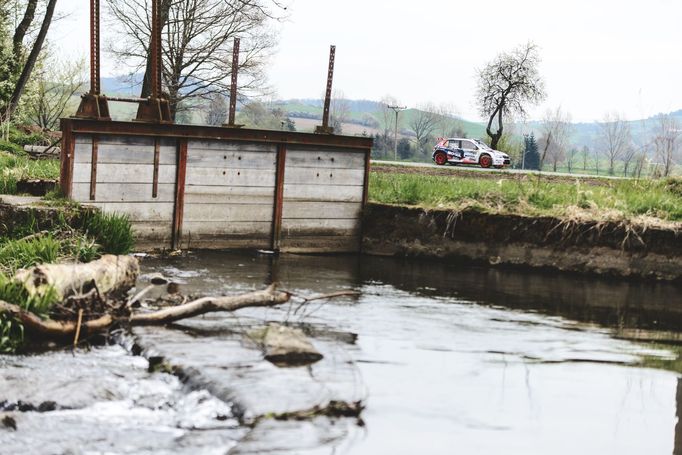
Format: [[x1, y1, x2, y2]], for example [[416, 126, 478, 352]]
[[371, 160, 626, 180]]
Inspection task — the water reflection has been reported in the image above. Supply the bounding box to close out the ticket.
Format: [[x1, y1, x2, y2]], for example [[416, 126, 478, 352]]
[[136, 251, 682, 454]]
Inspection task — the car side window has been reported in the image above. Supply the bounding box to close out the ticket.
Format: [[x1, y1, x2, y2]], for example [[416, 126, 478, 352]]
[[448, 140, 461, 149], [462, 140, 478, 151]]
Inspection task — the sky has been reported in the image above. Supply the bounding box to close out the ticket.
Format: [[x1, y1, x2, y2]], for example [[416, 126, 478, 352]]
[[51, 0, 682, 123]]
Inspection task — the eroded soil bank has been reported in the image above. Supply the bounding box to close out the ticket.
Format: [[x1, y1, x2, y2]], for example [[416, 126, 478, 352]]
[[362, 203, 682, 281]]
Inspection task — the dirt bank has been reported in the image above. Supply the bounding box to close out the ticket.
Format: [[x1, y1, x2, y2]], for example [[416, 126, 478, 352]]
[[362, 203, 682, 282]]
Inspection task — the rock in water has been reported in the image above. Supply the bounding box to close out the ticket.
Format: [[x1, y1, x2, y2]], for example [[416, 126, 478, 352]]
[[262, 324, 323, 366]]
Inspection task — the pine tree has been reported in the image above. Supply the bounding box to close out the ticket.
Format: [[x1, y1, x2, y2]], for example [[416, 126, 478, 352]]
[[523, 133, 540, 170]]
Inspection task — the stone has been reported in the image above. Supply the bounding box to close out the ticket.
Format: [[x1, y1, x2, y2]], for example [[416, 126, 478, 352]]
[[261, 323, 323, 367]]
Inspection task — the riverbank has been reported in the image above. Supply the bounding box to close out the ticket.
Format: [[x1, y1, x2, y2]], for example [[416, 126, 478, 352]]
[[362, 203, 682, 282]]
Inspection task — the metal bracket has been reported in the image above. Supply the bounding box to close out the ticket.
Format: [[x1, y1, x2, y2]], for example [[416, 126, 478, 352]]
[[75, 94, 111, 121], [135, 97, 173, 123]]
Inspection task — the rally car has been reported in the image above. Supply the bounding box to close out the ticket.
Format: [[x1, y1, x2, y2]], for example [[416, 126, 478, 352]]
[[432, 138, 511, 168]]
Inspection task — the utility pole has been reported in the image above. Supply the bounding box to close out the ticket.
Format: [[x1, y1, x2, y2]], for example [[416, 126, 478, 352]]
[[387, 105, 407, 160]]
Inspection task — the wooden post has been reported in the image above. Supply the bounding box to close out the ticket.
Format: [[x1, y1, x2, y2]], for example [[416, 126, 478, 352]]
[[172, 139, 188, 250], [271, 144, 286, 251], [89, 135, 99, 200]]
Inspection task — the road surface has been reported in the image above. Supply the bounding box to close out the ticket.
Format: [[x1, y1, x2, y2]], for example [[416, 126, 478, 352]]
[[371, 160, 626, 180]]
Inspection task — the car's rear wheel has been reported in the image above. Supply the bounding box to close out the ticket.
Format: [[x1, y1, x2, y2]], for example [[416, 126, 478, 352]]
[[479, 154, 492, 168], [434, 152, 448, 166]]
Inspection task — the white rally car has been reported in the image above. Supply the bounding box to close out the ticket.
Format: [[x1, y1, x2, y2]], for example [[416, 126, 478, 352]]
[[432, 138, 511, 168]]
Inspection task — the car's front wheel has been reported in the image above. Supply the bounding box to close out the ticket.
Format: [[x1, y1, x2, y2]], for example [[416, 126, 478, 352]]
[[434, 152, 448, 166], [479, 154, 492, 168]]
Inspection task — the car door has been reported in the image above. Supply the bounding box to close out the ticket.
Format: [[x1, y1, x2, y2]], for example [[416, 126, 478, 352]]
[[460, 140, 479, 160]]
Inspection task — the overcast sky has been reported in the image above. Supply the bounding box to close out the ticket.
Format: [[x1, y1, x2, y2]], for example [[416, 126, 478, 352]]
[[52, 0, 682, 123]]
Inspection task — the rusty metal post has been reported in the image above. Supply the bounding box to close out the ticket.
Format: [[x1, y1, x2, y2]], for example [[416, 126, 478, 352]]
[[315, 45, 336, 134], [75, 0, 111, 120], [150, 0, 161, 100], [225, 38, 241, 127], [135, 0, 172, 123], [90, 0, 100, 95]]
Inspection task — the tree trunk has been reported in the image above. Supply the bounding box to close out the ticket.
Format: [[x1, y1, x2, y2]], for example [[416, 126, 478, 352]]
[[6, 0, 57, 119], [12, 0, 39, 59], [13, 254, 139, 301]]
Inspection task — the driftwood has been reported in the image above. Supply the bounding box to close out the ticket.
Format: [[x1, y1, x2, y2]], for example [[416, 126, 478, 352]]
[[0, 284, 290, 338], [14, 255, 139, 300], [1, 255, 291, 340]]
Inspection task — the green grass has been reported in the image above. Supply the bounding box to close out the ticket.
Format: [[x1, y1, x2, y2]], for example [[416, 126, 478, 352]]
[[79, 210, 135, 255], [0, 207, 133, 352], [369, 173, 682, 222], [0, 152, 60, 194]]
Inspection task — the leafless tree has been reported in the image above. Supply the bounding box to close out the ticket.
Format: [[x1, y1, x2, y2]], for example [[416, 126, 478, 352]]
[[476, 42, 546, 149], [205, 93, 227, 126], [409, 103, 440, 155], [565, 148, 579, 173], [378, 95, 398, 140], [538, 106, 572, 172], [581, 146, 589, 172], [652, 114, 680, 177], [598, 112, 631, 176], [435, 104, 465, 138], [632, 152, 648, 179], [106, 0, 285, 119], [329, 90, 350, 134], [25, 54, 86, 130]]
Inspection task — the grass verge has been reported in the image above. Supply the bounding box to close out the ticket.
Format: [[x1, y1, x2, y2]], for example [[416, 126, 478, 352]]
[[0, 151, 60, 194], [369, 172, 682, 224]]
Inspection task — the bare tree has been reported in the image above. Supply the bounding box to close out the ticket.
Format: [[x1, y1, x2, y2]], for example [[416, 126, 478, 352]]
[[106, 0, 284, 119], [378, 95, 398, 140], [408, 103, 440, 155], [205, 93, 227, 126], [436, 104, 465, 138], [653, 114, 680, 177], [565, 148, 579, 173], [581, 145, 589, 172], [598, 112, 631, 176], [476, 42, 546, 149], [329, 90, 350, 134], [25, 54, 86, 130], [538, 106, 572, 172]]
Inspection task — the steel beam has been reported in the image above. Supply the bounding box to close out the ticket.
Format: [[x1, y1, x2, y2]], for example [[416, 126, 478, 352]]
[[271, 144, 287, 251], [63, 118, 374, 150], [315, 45, 336, 134], [75, 0, 111, 120], [135, 0, 172, 123], [225, 37, 242, 127]]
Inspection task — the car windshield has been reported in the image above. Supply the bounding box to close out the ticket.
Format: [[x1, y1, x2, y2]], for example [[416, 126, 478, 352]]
[[473, 139, 492, 150]]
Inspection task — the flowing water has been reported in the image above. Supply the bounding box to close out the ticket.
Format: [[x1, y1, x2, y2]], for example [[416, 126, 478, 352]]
[[2, 251, 682, 454]]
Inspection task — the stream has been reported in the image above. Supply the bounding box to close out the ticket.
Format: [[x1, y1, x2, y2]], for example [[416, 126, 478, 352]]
[[2, 251, 682, 454]]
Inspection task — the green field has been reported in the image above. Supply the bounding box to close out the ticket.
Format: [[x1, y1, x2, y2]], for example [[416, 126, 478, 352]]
[[369, 171, 682, 223]]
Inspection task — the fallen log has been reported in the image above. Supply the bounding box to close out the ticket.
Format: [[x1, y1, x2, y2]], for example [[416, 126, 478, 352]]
[[0, 284, 290, 338], [14, 255, 139, 300]]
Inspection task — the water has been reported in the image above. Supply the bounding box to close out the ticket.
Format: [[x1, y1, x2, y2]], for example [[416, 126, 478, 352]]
[[2, 251, 682, 454]]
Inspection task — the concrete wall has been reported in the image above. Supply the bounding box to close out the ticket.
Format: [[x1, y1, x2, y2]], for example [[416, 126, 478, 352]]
[[63, 121, 371, 253]]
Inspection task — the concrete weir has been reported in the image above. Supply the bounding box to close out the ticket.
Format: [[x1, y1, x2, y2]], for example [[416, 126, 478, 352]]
[[59, 119, 373, 252]]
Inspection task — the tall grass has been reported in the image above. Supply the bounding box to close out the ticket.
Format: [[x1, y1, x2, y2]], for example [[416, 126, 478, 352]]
[[0, 152, 60, 195], [79, 211, 135, 255], [369, 173, 682, 222]]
